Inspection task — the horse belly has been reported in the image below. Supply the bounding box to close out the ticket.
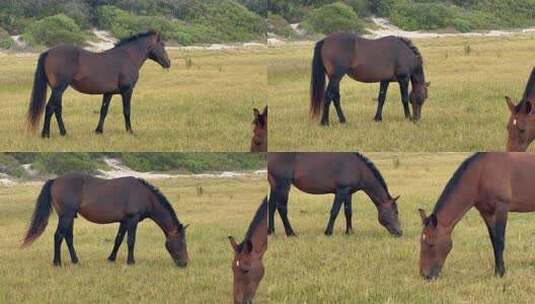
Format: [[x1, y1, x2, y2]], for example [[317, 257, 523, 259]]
[[78, 200, 124, 224], [348, 65, 394, 83], [71, 77, 118, 95]]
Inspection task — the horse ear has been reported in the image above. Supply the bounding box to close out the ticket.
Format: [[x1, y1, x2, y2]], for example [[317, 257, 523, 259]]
[[393, 195, 400, 202], [425, 81, 431, 87], [418, 208, 427, 224], [261, 106, 268, 117], [429, 214, 438, 227], [183, 224, 190, 230], [228, 236, 239, 252], [253, 108, 260, 118], [505, 96, 515, 113]]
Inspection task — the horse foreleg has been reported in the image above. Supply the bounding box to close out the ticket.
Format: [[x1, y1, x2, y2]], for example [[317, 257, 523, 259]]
[[274, 180, 295, 237], [95, 93, 112, 134], [324, 190, 344, 235], [398, 76, 411, 119], [121, 89, 134, 134], [126, 215, 139, 265], [374, 81, 390, 122], [478, 203, 508, 277], [108, 221, 127, 262], [344, 193, 353, 235], [268, 189, 277, 235]]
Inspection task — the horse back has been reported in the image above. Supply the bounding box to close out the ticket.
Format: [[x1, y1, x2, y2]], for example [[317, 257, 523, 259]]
[[44, 44, 81, 87]]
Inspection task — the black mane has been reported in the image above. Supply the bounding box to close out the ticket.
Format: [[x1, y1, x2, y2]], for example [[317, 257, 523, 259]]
[[115, 30, 157, 47], [523, 67, 535, 100], [240, 197, 267, 250], [137, 178, 182, 228], [398, 37, 423, 66], [354, 152, 389, 196], [432, 153, 485, 214]]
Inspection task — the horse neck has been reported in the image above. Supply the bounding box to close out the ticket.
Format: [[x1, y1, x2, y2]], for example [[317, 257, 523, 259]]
[[434, 171, 479, 231], [410, 66, 425, 87], [150, 201, 179, 236], [360, 165, 391, 206], [115, 39, 151, 69], [249, 214, 267, 253]]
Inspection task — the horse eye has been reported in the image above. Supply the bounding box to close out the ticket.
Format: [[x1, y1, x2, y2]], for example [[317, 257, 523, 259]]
[[519, 128, 526, 134]]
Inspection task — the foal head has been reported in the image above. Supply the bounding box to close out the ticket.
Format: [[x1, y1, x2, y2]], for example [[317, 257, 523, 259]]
[[229, 237, 266, 304], [409, 81, 430, 121], [418, 209, 452, 281], [377, 195, 402, 237], [165, 224, 189, 267], [506, 97, 535, 151], [146, 31, 171, 69], [250, 106, 267, 152]]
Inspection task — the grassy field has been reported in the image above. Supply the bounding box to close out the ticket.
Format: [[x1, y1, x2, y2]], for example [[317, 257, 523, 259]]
[[269, 153, 535, 303], [0, 174, 270, 303], [0, 47, 267, 151], [268, 35, 535, 151]]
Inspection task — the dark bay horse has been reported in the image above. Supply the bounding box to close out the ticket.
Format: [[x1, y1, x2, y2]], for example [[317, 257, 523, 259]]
[[310, 33, 430, 125], [506, 67, 535, 151], [250, 106, 267, 152], [268, 152, 402, 237], [419, 152, 535, 280], [22, 173, 188, 267], [229, 197, 267, 304], [27, 30, 171, 138]]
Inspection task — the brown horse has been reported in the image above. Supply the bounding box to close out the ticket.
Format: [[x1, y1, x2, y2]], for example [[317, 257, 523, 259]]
[[22, 173, 188, 267], [250, 106, 267, 152], [27, 30, 171, 138], [268, 152, 402, 237], [310, 33, 430, 125], [418, 152, 535, 280], [229, 197, 267, 304], [506, 68, 535, 151]]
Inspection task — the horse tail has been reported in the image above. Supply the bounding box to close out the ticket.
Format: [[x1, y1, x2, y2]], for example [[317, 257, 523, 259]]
[[22, 179, 54, 248], [27, 51, 49, 131], [310, 39, 326, 118]]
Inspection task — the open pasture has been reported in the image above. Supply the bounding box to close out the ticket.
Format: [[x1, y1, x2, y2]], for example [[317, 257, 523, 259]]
[[269, 153, 535, 303], [0, 174, 271, 303], [268, 35, 535, 151], [0, 46, 267, 151]]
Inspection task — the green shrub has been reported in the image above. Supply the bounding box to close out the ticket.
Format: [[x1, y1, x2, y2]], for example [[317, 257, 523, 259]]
[[303, 2, 365, 34], [0, 26, 13, 49], [268, 13, 293, 37], [33, 153, 102, 175], [391, 2, 455, 31], [0, 154, 24, 177], [344, 0, 370, 16], [22, 14, 87, 47]]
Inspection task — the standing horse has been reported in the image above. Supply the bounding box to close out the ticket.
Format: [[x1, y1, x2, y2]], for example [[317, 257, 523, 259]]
[[506, 67, 535, 151], [22, 173, 188, 267], [310, 33, 430, 125], [418, 152, 535, 280], [250, 106, 267, 152], [27, 30, 171, 138], [229, 197, 267, 304], [268, 152, 402, 237]]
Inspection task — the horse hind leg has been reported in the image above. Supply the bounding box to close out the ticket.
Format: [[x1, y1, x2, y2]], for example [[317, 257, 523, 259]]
[[53, 212, 75, 266], [374, 81, 390, 122], [42, 84, 68, 138], [64, 215, 79, 264], [95, 93, 113, 134], [108, 221, 127, 262], [321, 74, 343, 126], [331, 77, 346, 124]]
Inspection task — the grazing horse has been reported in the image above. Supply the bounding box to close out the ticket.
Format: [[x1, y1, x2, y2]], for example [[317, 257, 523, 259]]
[[229, 197, 267, 304], [268, 152, 402, 237], [506, 67, 535, 151], [22, 173, 188, 267], [418, 152, 535, 280], [250, 106, 267, 152], [27, 30, 171, 138], [310, 33, 430, 125]]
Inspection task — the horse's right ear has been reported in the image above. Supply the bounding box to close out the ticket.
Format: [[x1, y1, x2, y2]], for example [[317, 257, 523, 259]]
[[253, 108, 260, 118], [418, 209, 427, 224], [261, 106, 267, 117], [228, 236, 239, 252], [505, 96, 515, 112]]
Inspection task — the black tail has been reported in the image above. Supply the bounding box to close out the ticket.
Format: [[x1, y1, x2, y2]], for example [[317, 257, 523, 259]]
[[310, 39, 325, 118], [27, 52, 49, 131], [22, 179, 54, 247]]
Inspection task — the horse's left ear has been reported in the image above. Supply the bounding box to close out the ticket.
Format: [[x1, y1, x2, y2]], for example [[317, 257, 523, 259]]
[[418, 208, 427, 224], [228, 236, 239, 252], [393, 195, 400, 202], [505, 96, 515, 113], [261, 106, 268, 117], [253, 108, 260, 118], [183, 224, 190, 230], [425, 81, 431, 87]]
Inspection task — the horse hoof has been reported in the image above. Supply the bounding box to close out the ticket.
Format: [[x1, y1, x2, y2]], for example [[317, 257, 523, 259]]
[[95, 129, 103, 134], [287, 232, 297, 237], [373, 117, 382, 122], [53, 261, 61, 267], [127, 260, 135, 265], [72, 259, 79, 264], [345, 230, 353, 235], [107, 257, 116, 262], [60, 131, 67, 136], [324, 230, 333, 236]]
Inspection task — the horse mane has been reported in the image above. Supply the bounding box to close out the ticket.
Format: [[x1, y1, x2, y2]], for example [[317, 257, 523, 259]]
[[115, 30, 157, 47], [432, 153, 485, 214], [522, 67, 535, 101], [240, 197, 267, 251], [137, 178, 183, 229], [353, 152, 389, 196], [397, 37, 423, 66]]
